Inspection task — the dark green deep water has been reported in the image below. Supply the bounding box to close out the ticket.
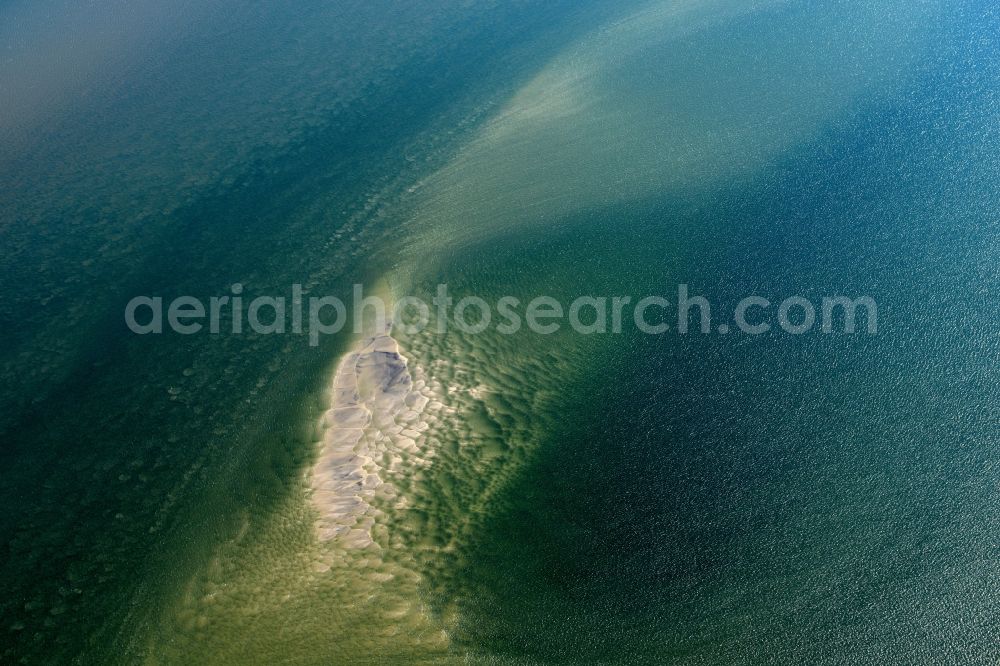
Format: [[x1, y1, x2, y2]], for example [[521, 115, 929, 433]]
[[2, 0, 999, 663], [430, 79, 1000, 662]]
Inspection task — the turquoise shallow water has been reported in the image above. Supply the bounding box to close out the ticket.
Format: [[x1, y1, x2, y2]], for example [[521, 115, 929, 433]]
[[2, 0, 999, 663], [0, 1, 623, 660]]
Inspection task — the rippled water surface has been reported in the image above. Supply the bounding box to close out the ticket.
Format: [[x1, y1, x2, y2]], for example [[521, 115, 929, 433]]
[[1, 0, 998, 663]]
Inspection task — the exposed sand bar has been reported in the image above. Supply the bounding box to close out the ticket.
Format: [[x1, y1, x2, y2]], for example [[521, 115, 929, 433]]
[[310, 320, 438, 549]]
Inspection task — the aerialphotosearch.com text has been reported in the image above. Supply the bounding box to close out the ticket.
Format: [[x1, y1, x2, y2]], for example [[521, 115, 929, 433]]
[[125, 284, 878, 346]]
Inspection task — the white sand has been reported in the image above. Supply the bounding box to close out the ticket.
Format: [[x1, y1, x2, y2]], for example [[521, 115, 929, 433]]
[[309, 323, 445, 548]]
